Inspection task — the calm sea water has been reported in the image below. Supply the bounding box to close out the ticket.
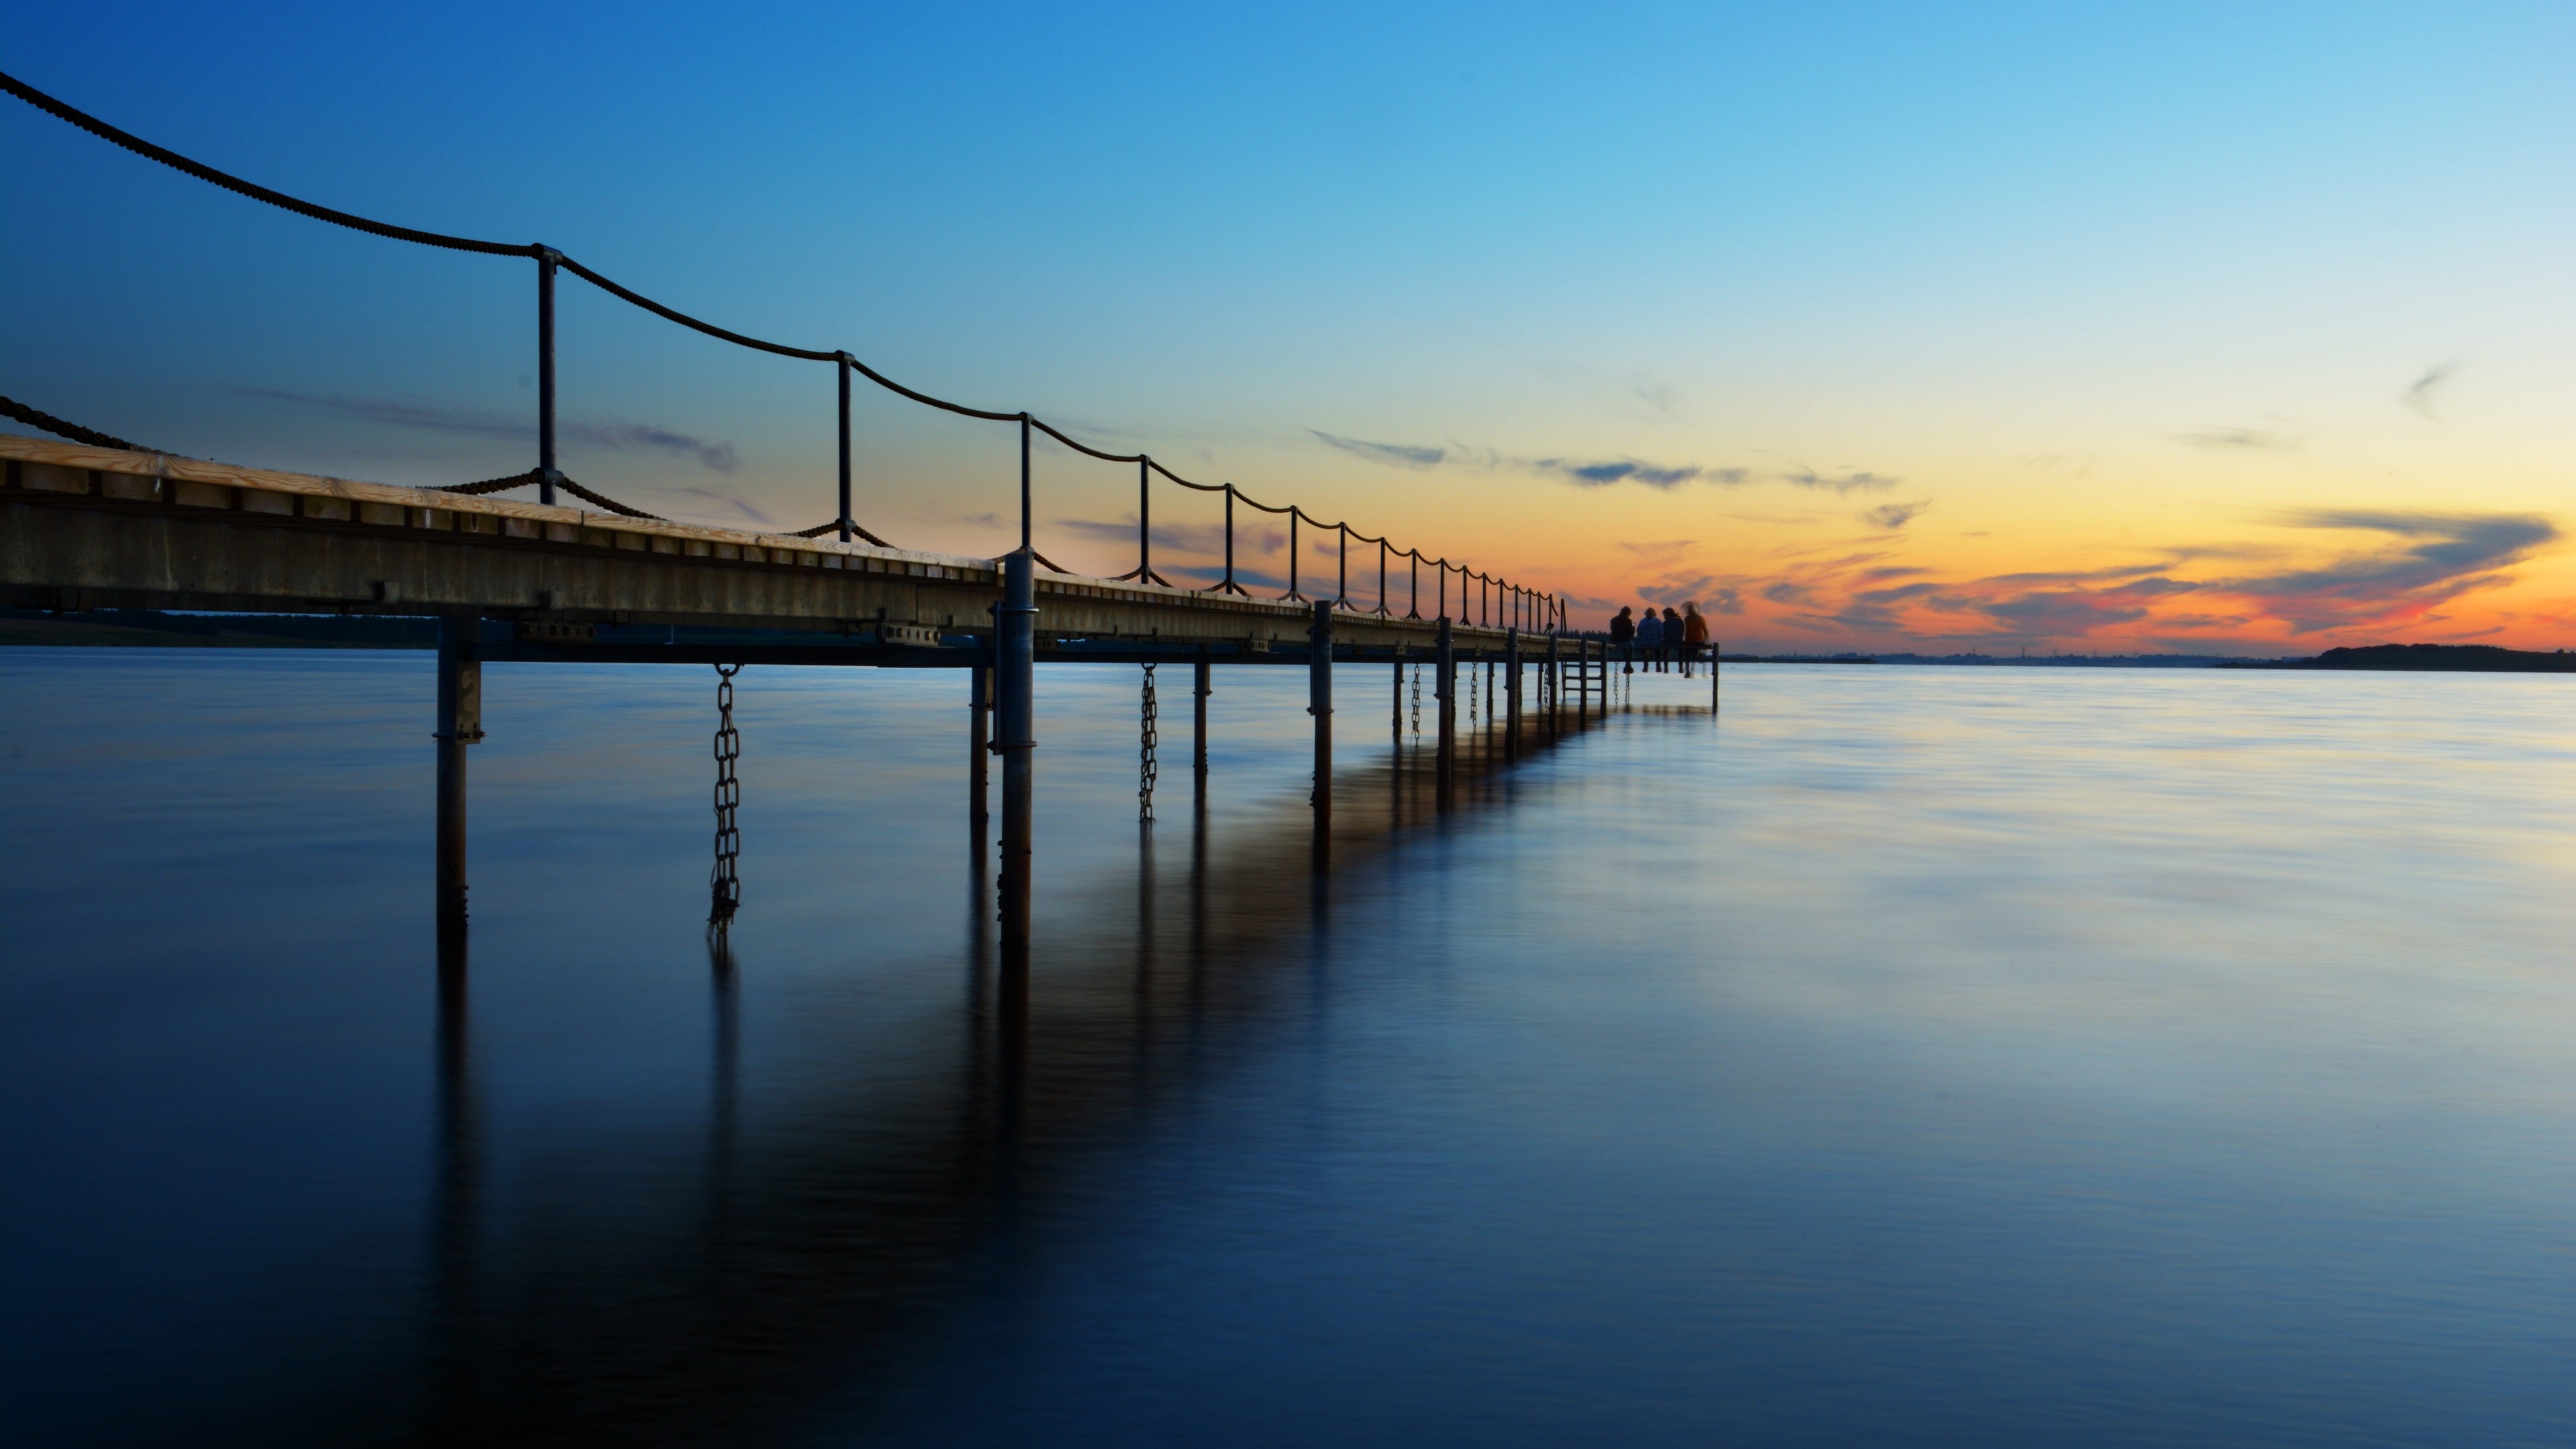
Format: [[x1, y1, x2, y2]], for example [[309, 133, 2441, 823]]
[[4, 649, 2573, 1447]]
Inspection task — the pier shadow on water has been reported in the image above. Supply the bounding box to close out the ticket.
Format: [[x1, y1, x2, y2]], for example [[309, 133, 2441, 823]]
[[389, 702, 1627, 1446]]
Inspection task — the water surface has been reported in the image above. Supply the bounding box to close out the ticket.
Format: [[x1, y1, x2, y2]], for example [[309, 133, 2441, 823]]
[[5, 651, 2573, 1446]]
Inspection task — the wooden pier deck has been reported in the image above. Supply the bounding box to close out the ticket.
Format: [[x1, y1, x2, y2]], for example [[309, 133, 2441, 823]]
[[0, 434, 1519, 660]]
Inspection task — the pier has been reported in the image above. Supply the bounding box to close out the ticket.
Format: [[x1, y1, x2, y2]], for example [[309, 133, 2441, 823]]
[[0, 68, 1737, 1021]]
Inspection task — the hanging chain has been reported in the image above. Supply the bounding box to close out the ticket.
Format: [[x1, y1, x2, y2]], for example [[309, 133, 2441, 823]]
[[709, 664, 742, 928], [1138, 663, 1159, 824], [1466, 657, 1477, 724], [1409, 663, 1421, 740]]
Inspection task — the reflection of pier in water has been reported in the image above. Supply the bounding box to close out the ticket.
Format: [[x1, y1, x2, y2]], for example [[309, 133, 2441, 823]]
[[400, 697, 1678, 1445]]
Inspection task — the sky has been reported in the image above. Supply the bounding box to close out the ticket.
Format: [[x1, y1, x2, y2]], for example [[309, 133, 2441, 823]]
[[3, 1, 2569, 653]]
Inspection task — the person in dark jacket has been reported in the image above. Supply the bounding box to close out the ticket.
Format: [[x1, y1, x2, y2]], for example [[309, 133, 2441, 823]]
[[1660, 607, 1683, 672], [1609, 606, 1635, 645]]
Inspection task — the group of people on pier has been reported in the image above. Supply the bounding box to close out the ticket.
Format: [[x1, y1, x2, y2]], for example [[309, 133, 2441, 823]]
[[1608, 601, 1712, 674]]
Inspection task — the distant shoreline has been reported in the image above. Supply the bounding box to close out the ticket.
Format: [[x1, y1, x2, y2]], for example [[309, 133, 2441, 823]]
[[2217, 643, 2576, 674]]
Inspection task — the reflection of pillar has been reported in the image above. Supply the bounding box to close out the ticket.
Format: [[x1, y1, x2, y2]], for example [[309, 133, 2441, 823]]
[[435, 617, 482, 955], [706, 957, 739, 1244], [1134, 808, 1156, 1036], [996, 551, 1037, 1002], [1309, 600, 1334, 828], [1436, 616, 1456, 809], [427, 943, 480, 1428]]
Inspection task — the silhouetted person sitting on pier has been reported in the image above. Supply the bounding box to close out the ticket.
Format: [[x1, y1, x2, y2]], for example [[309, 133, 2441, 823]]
[[1682, 601, 1710, 676], [1637, 606, 1662, 669], [1660, 607, 1682, 672], [1610, 606, 1635, 647]]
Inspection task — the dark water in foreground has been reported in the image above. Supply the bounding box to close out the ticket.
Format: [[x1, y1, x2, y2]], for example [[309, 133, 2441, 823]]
[[4, 650, 2573, 1446]]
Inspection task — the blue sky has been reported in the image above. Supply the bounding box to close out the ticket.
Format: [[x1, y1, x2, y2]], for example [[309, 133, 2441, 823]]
[[5, 3, 2568, 645]]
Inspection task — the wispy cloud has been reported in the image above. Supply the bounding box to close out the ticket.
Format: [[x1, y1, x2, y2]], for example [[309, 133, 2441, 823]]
[[227, 387, 740, 472], [1305, 429, 1879, 496], [1781, 466, 1899, 494], [2402, 362, 2463, 419], [1309, 430, 1445, 468], [2168, 425, 2300, 452], [1632, 572, 1709, 598], [1532, 458, 1726, 489], [2237, 509, 2557, 633], [674, 487, 780, 528], [1055, 516, 1284, 556], [571, 421, 737, 473], [1862, 499, 1932, 531], [1713, 508, 2557, 649]]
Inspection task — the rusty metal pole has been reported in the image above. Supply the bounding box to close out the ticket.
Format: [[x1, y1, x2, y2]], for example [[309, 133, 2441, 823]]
[[435, 616, 482, 955], [1436, 614, 1456, 808], [1309, 598, 1333, 830]]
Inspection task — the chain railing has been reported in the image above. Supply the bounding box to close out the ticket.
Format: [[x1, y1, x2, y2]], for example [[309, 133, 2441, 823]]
[[0, 70, 1565, 633], [708, 665, 742, 928], [1138, 664, 1159, 826]]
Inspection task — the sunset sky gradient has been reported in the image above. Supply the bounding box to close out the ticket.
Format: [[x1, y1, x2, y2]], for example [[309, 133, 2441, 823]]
[[4, 1, 2568, 651]]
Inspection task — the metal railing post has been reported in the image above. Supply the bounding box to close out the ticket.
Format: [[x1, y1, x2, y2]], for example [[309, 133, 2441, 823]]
[[1018, 413, 1032, 553], [535, 247, 559, 506], [836, 353, 853, 542]]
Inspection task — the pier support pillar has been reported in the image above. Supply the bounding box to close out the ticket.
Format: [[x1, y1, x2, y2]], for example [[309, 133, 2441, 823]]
[[1193, 655, 1210, 798], [1504, 627, 1521, 759], [1309, 600, 1334, 826], [1436, 616, 1456, 808], [1546, 633, 1560, 733], [969, 655, 990, 845], [996, 551, 1038, 987], [434, 616, 482, 962], [1393, 649, 1408, 763]]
